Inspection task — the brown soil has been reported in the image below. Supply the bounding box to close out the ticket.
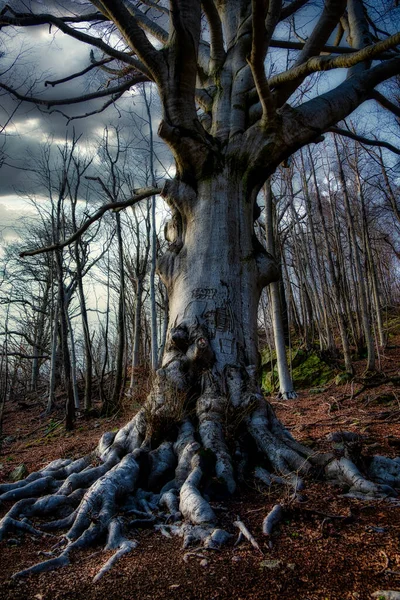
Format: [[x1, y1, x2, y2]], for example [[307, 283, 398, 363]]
[[0, 343, 399, 600]]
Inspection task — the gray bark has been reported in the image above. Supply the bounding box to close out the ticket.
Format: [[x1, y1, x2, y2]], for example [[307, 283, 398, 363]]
[[264, 181, 297, 399], [334, 136, 375, 371]]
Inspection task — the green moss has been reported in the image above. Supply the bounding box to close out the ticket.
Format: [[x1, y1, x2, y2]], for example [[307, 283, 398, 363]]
[[371, 393, 396, 406], [335, 372, 353, 385], [261, 349, 335, 393], [387, 314, 400, 338]]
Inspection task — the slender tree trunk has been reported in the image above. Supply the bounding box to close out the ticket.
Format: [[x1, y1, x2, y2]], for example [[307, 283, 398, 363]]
[[47, 280, 60, 414], [129, 278, 143, 392], [66, 311, 80, 412], [75, 242, 93, 412], [309, 150, 353, 374], [300, 152, 336, 354], [264, 181, 296, 399], [143, 88, 159, 371], [99, 254, 111, 408], [55, 254, 75, 430], [357, 175, 386, 348], [107, 213, 126, 414], [334, 137, 375, 371]]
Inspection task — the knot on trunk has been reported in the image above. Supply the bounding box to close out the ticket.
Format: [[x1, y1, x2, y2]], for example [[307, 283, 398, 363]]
[[169, 322, 215, 371]]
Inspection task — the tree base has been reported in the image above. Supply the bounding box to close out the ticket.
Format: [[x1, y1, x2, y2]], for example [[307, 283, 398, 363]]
[[1, 388, 399, 581]]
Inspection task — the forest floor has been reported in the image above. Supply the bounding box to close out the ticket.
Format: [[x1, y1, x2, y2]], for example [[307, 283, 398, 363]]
[[0, 341, 399, 600]]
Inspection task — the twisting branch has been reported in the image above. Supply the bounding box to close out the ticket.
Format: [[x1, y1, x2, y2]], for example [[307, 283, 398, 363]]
[[96, 0, 165, 81], [328, 127, 400, 156], [248, 0, 278, 127], [0, 7, 148, 74], [370, 90, 400, 119], [0, 75, 148, 108], [44, 58, 115, 88], [269, 32, 400, 90], [201, 0, 226, 72], [124, 3, 168, 44], [20, 187, 161, 258], [279, 0, 310, 21]]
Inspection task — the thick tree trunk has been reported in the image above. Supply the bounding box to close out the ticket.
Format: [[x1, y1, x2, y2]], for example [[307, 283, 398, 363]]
[[159, 172, 276, 378]]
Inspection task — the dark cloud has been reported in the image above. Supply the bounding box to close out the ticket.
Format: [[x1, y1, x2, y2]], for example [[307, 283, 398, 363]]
[[0, 1, 172, 213]]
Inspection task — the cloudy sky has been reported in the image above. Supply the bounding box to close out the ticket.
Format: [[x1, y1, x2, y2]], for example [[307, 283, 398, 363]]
[[0, 2, 174, 252], [0, 0, 398, 246]]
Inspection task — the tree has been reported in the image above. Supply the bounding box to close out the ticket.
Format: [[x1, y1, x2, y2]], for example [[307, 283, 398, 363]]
[[1, 0, 400, 580]]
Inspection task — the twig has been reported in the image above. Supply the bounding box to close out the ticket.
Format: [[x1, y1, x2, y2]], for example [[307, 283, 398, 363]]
[[377, 550, 390, 574]]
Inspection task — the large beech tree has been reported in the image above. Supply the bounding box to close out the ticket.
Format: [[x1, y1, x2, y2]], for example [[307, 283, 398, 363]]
[[1, 0, 400, 580]]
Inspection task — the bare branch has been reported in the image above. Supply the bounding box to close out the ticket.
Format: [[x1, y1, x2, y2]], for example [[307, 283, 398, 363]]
[[50, 93, 127, 123], [287, 56, 400, 151], [44, 58, 115, 88], [20, 188, 161, 258], [0, 75, 148, 108], [274, 0, 347, 104], [0, 6, 106, 24], [332, 22, 344, 48], [248, 0, 279, 127], [124, 2, 168, 44], [201, 0, 225, 72], [137, 0, 169, 15], [2, 352, 50, 360], [280, 0, 310, 21], [0, 8, 148, 74], [0, 331, 48, 351], [269, 32, 400, 91], [370, 90, 400, 119], [328, 127, 400, 156], [96, 0, 165, 81], [269, 39, 358, 54]]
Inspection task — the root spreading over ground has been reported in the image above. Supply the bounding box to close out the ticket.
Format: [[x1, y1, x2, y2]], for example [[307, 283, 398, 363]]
[[1, 358, 399, 582]]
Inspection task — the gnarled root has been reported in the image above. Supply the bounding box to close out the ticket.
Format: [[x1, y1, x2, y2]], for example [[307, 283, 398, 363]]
[[1, 344, 398, 580]]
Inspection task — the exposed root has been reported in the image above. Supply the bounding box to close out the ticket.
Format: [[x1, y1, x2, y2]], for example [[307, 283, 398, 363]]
[[93, 518, 138, 583], [367, 456, 400, 489], [1, 354, 398, 580], [371, 592, 400, 600], [179, 459, 216, 525], [233, 518, 262, 554], [326, 457, 397, 498], [262, 504, 283, 548], [279, 391, 298, 400]]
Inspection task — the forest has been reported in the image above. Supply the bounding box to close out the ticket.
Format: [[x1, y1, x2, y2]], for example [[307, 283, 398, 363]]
[[0, 1, 400, 598]]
